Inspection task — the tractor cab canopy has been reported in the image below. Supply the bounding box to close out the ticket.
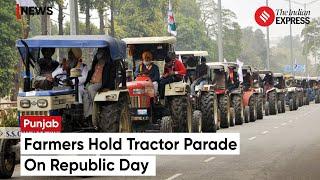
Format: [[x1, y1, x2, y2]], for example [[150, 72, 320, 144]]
[[16, 35, 126, 92], [122, 36, 176, 75], [176, 51, 208, 69], [273, 73, 285, 89], [206, 62, 229, 89]]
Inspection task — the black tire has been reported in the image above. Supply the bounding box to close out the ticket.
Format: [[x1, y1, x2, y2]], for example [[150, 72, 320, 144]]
[[218, 95, 230, 128], [192, 110, 202, 133], [160, 116, 173, 132], [244, 107, 250, 123], [268, 91, 277, 115], [0, 140, 15, 179], [200, 92, 217, 132], [232, 95, 243, 125], [257, 95, 263, 119], [265, 102, 270, 116], [97, 95, 132, 132], [289, 99, 294, 111], [281, 97, 286, 113], [249, 96, 257, 122], [293, 93, 299, 110], [277, 100, 282, 113], [169, 96, 191, 132], [315, 95, 320, 104]]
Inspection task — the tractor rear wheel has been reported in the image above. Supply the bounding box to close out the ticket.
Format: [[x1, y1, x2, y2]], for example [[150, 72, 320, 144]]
[[232, 95, 243, 125], [0, 140, 15, 179], [218, 95, 230, 128], [289, 99, 294, 111], [257, 95, 263, 119], [249, 96, 257, 122], [192, 110, 202, 133], [160, 116, 173, 132], [97, 95, 132, 132], [200, 92, 217, 132], [169, 96, 192, 132], [269, 91, 277, 115]]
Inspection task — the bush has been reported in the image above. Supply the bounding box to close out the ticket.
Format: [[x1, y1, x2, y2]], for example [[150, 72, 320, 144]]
[[0, 108, 18, 127]]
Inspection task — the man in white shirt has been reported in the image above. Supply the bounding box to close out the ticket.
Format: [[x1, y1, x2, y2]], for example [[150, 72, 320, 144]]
[[52, 48, 88, 103]]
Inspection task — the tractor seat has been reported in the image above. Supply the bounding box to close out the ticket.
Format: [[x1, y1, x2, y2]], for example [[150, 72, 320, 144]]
[[18, 89, 75, 97]]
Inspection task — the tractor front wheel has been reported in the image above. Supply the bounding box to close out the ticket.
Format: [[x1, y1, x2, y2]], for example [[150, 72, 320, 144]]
[[200, 92, 217, 132], [0, 140, 16, 179]]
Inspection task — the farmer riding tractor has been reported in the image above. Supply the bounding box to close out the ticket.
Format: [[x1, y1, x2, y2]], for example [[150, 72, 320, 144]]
[[223, 62, 247, 125], [0, 35, 130, 178], [309, 77, 320, 104], [284, 74, 299, 111], [251, 69, 265, 119], [206, 62, 231, 128], [257, 70, 278, 115], [273, 73, 286, 114], [242, 65, 261, 122], [123, 37, 196, 132], [176, 51, 219, 132]]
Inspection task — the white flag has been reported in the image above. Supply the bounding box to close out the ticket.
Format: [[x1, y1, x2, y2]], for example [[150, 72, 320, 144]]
[[236, 59, 244, 83], [167, 0, 177, 36]]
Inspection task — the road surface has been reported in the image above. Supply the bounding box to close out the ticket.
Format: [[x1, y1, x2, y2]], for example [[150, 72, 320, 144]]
[[13, 103, 320, 180]]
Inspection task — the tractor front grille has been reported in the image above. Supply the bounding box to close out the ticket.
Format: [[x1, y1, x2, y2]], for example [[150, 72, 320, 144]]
[[130, 96, 149, 108], [20, 111, 49, 116]]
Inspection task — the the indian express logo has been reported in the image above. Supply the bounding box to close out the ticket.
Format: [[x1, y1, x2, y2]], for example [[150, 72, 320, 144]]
[[255, 6, 311, 27]]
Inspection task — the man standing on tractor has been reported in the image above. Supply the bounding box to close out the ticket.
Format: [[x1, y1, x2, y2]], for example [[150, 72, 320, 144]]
[[83, 48, 112, 118], [34, 48, 59, 90], [263, 72, 274, 92], [159, 52, 186, 99], [135, 51, 160, 95], [190, 56, 209, 96]]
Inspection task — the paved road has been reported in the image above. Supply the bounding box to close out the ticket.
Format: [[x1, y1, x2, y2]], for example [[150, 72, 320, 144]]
[[13, 103, 320, 180]]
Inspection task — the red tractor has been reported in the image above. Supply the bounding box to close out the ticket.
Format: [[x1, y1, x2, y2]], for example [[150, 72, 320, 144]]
[[123, 37, 197, 132], [242, 65, 259, 122]]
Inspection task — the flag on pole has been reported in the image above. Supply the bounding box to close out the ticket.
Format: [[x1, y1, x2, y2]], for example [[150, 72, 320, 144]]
[[236, 59, 244, 83], [224, 58, 227, 63], [167, 0, 177, 36]]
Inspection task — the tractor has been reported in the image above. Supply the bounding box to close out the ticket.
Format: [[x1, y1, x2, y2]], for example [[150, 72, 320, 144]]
[[206, 62, 231, 128], [123, 37, 196, 132], [242, 65, 261, 122], [0, 35, 130, 178], [273, 73, 286, 114], [284, 74, 299, 111], [309, 77, 320, 104], [256, 70, 278, 115], [251, 68, 265, 119], [176, 51, 219, 132]]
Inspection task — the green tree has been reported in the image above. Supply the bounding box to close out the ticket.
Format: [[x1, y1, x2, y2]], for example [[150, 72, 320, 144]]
[[0, 0, 21, 97]]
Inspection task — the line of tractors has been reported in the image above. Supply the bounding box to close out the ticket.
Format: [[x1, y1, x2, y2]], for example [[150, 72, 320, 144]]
[[1, 35, 320, 178]]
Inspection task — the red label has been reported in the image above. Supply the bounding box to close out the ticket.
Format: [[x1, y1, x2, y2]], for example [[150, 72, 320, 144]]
[[16, 4, 21, 20], [20, 116, 62, 132], [255, 6, 275, 27]]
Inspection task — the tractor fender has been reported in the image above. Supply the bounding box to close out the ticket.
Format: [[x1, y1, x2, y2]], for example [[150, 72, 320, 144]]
[[94, 89, 129, 102], [243, 91, 255, 106], [165, 81, 189, 96], [266, 87, 276, 95], [201, 84, 215, 92]]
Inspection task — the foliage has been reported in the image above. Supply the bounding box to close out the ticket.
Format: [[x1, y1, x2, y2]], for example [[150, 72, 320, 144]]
[[0, 0, 21, 97], [0, 109, 18, 127]]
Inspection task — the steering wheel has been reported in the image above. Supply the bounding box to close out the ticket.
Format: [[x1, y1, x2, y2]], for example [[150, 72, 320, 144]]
[[54, 73, 70, 86]]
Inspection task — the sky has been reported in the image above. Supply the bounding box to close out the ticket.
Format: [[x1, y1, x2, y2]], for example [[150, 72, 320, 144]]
[[51, 0, 320, 40]]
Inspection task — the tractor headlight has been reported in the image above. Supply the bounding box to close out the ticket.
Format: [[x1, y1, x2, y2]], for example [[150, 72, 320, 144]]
[[20, 99, 31, 108], [37, 99, 48, 108], [133, 89, 145, 94], [174, 87, 184, 92]]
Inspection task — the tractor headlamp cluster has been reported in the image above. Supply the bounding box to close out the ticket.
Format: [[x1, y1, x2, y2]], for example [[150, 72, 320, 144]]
[[133, 89, 145, 94], [20, 99, 31, 108], [37, 99, 48, 108]]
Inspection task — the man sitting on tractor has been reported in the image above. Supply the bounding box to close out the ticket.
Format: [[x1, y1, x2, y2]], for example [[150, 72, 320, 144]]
[[83, 48, 112, 118], [34, 48, 59, 90], [190, 56, 209, 96], [159, 52, 187, 99], [263, 72, 274, 91], [135, 51, 160, 95], [52, 48, 88, 103]]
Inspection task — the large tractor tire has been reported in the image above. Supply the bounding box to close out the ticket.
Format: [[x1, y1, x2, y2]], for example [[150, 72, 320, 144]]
[[293, 93, 299, 110], [160, 116, 173, 132], [315, 95, 320, 104], [0, 140, 15, 179], [200, 92, 217, 132], [169, 96, 192, 132], [97, 95, 132, 132], [249, 96, 257, 122], [192, 110, 202, 133], [281, 97, 286, 113], [218, 95, 230, 128], [257, 95, 263, 120], [268, 91, 277, 115], [264, 101, 270, 116], [289, 99, 294, 111], [232, 95, 243, 125], [244, 106, 250, 123]]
